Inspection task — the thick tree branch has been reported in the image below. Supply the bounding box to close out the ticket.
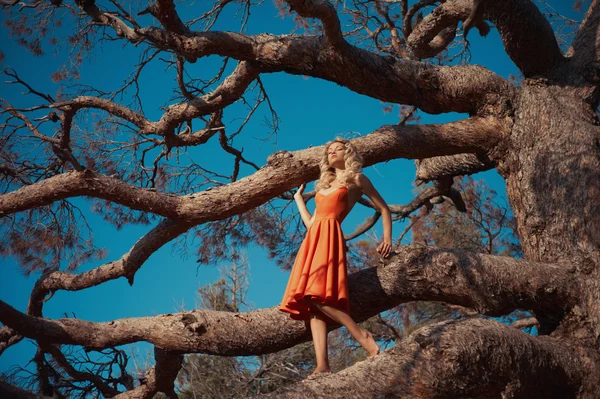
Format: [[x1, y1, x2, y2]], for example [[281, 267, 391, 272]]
[[158, 31, 511, 114], [284, 0, 345, 48], [406, 2, 462, 59], [483, 0, 565, 77], [153, 348, 183, 399], [415, 152, 495, 181], [0, 117, 506, 219], [72, 2, 512, 114], [259, 318, 600, 398], [0, 380, 50, 399], [570, 1, 600, 106], [407, 0, 565, 77], [0, 246, 579, 355]]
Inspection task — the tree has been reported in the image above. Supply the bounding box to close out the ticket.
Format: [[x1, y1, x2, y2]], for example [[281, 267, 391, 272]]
[[1, 0, 600, 397]]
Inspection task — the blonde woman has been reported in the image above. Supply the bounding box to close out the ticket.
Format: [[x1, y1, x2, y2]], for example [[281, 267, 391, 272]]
[[279, 137, 393, 379]]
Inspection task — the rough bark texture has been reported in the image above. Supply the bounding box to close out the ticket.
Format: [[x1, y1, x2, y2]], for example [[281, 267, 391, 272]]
[[0, 247, 580, 355], [1, 0, 600, 397], [500, 84, 600, 343], [260, 318, 600, 399]]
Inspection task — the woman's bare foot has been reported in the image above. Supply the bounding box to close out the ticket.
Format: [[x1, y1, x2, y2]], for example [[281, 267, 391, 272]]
[[362, 330, 380, 359], [307, 368, 332, 380]]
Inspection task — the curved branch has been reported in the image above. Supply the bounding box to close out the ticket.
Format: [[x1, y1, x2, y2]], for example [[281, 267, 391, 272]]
[[406, 3, 461, 59], [284, 0, 345, 47], [1, 246, 580, 354], [390, 176, 465, 219], [156, 31, 511, 114], [259, 318, 599, 398], [345, 211, 381, 240], [415, 152, 495, 181], [0, 326, 22, 355], [26, 218, 194, 317], [403, 0, 438, 38], [570, 1, 600, 105], [72, 2, 512, 114], [407, 0, 565, 77], [483, 0, 565, 77], [0, 116, 506, 219], [49, 61, 260, 137]]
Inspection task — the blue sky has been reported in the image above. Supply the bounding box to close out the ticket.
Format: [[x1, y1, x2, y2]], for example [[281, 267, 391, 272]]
[[0, 0, 583, 382]]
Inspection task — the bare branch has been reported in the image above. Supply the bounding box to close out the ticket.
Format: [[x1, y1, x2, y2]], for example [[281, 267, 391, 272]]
[[138, 0, 190, 35], [25, 218, 194, 319], [406, 1, 461, 59], [259, 318, 599, 398], [153, 348, 183, 399], [415, 153, 495, 182], [42, 344, 121, 397], [70, 2, 512, 114], [284, 0, 345, 47], [570, 1, 600, 105], [511, 317, 540, 330], [1, 246, 579, 355], [45, 60, 259, 138], [0, 326, 22, 355], [390, 176, 465, 219], [112, 367, 158, 399], [0, 116, 506, 219], [407, 0, 565, 77]]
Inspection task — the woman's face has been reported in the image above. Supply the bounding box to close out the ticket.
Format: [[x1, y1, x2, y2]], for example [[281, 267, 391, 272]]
[[327, 142, 346, 167]]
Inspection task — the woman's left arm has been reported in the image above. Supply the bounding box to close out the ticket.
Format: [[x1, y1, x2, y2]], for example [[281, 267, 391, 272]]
[[356, 173, 393, 258]]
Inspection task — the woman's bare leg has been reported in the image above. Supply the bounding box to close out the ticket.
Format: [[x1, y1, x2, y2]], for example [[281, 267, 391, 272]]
[[309, 310, 331, 374], [310, 300, 379, 358]]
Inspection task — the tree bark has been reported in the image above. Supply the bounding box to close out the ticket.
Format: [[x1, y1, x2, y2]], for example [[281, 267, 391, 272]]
[[259, 318, 600, 398], [0, 246, 580, 355], [501, 83, 600, 343]]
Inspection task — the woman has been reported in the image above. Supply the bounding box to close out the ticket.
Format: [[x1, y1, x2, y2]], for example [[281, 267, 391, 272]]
[[279, 137, 393, 379]]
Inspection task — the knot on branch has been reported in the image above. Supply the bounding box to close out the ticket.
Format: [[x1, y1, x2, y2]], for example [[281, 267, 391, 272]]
[[433, 252, 458, 277], [416, 68, 439, 90], [180, 313, 206, 334], [267, 150, 293, 166]]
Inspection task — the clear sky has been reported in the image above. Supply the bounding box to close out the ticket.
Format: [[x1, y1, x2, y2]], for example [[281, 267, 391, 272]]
[[0, 0, 583, 381]]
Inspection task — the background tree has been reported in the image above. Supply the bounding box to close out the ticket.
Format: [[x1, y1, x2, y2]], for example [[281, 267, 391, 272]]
[[1, 0, 600, 398]]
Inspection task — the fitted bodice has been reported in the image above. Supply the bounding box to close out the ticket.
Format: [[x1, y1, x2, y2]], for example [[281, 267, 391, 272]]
[[314, 185, 350, 223]]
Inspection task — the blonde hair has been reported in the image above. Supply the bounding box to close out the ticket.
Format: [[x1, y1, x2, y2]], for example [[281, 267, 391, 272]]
[[315, 137, 364, 191]]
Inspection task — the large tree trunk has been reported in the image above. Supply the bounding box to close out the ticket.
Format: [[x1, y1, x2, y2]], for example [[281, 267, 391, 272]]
[[501, 84, 600, 341], [2, 0, 600, 398]]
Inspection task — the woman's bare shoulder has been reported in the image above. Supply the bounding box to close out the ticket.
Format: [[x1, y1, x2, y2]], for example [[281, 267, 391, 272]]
[[353, 172, 370, 187]]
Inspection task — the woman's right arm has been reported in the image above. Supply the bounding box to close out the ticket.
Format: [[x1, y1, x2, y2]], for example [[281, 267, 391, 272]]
[[294, 183, 315, 229]]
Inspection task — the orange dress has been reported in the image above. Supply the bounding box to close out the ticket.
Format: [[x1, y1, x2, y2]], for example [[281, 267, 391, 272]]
[[279, 185, 350, 324]]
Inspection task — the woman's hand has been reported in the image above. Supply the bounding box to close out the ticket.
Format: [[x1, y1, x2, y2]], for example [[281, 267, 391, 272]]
[[376, 239, 392, 258], [293, 183, 306, 200]]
